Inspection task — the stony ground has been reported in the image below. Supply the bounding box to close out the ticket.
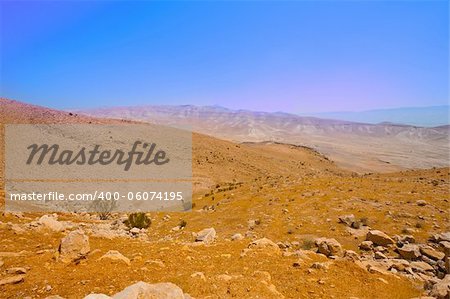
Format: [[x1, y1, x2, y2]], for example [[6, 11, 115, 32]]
[[0, 99, 449, 298]]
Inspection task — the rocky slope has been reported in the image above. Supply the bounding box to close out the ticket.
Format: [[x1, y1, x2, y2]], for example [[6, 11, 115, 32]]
[[0, 98, 449, 298]]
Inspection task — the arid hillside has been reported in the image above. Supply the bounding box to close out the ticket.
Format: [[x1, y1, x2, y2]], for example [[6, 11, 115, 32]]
[[0, 98, 449, 299], [77, 105, 450, 173]]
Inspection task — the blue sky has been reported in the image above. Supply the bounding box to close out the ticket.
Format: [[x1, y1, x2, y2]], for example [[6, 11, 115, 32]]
[[1, 1, 448, 113]]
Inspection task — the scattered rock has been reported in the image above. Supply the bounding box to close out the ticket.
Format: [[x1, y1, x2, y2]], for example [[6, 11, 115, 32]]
[[217, 274, 232, 282], [359, 241, 373, 251], [398, 244, 421, 260], [84, 295, 111, 299], [145, 259, 165, 268], [410, 261, 434, 272], [99, 250, 131, 266], [112, 281, 186, 299], [338, 214, 356, 227], [6, 267, 27, 274], [0, 275, 25, 286], [231, 233, 243, 241], [366, 230, 394, 246], [389, 259, 410, 272], [191, 272, 206, 281], [315, 238, 342, 257], [395, 235, 415, 245], [431, 232, 450, 243], [38, 215, 64, 232], [375, 251, 388, 260], [0, 251, 25, 257], [310, 262, 330, 270], [248, 238, 281, 254], [430, 274, 450, 299], [129, 227, 141, 235], [420, 246, 445, 261], [59, 230, 90, 263], [195, 228, 216, 244], [416, 200, 428, 206], [344, 250, 360, 262]]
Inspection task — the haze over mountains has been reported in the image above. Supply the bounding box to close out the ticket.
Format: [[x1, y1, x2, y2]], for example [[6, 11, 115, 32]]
[[305, 105, 449, 127], [77, 105, 450, 173]]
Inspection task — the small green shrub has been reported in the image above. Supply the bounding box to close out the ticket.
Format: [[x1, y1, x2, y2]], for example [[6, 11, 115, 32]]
[[125, 212, 151, 229]]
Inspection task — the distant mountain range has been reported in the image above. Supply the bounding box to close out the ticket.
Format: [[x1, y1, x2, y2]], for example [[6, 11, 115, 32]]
[[76, 104, 450, 173], [304, 105, 449, 127]]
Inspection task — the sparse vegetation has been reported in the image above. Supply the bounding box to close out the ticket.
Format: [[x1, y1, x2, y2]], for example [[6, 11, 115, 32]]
[[301, 238, 316, 250], [179, 219, 187, 229], [125, 212, 151, 229], [90, 199, 117, 220]]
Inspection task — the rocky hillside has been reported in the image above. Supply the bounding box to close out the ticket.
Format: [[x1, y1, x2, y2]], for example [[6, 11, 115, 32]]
[[0, 98, 449, 298]]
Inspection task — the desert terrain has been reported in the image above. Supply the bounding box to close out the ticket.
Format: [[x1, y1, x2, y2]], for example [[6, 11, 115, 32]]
[[77, 105, 450, 173], [0, 98, 449, 299]]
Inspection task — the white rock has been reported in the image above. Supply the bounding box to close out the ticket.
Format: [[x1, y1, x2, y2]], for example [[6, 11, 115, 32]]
[[112, 282, 185, 299], [99, 250, 130, 266], [84, 295, 111, 299], [248, 238, 281, 255], [195, 228, 216, 244], [231, 233, 243, 241], [59, 230, 90, 263], [39, 215, 64, 232]]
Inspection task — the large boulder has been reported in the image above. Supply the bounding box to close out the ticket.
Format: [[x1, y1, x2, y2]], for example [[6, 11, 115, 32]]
[[366, 230, 394, 246], [315, 238, 343, 257], [195, 228, 216, 244], [59, 230, 90, 263]]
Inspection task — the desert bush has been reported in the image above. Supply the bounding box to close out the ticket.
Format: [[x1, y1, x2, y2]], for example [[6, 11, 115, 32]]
[[360, 217, 369, 226], [125, 212, 151, 229], [179, 219, 187, 229], [89, 199, 117, 220], [301, 238, 315, 250]]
